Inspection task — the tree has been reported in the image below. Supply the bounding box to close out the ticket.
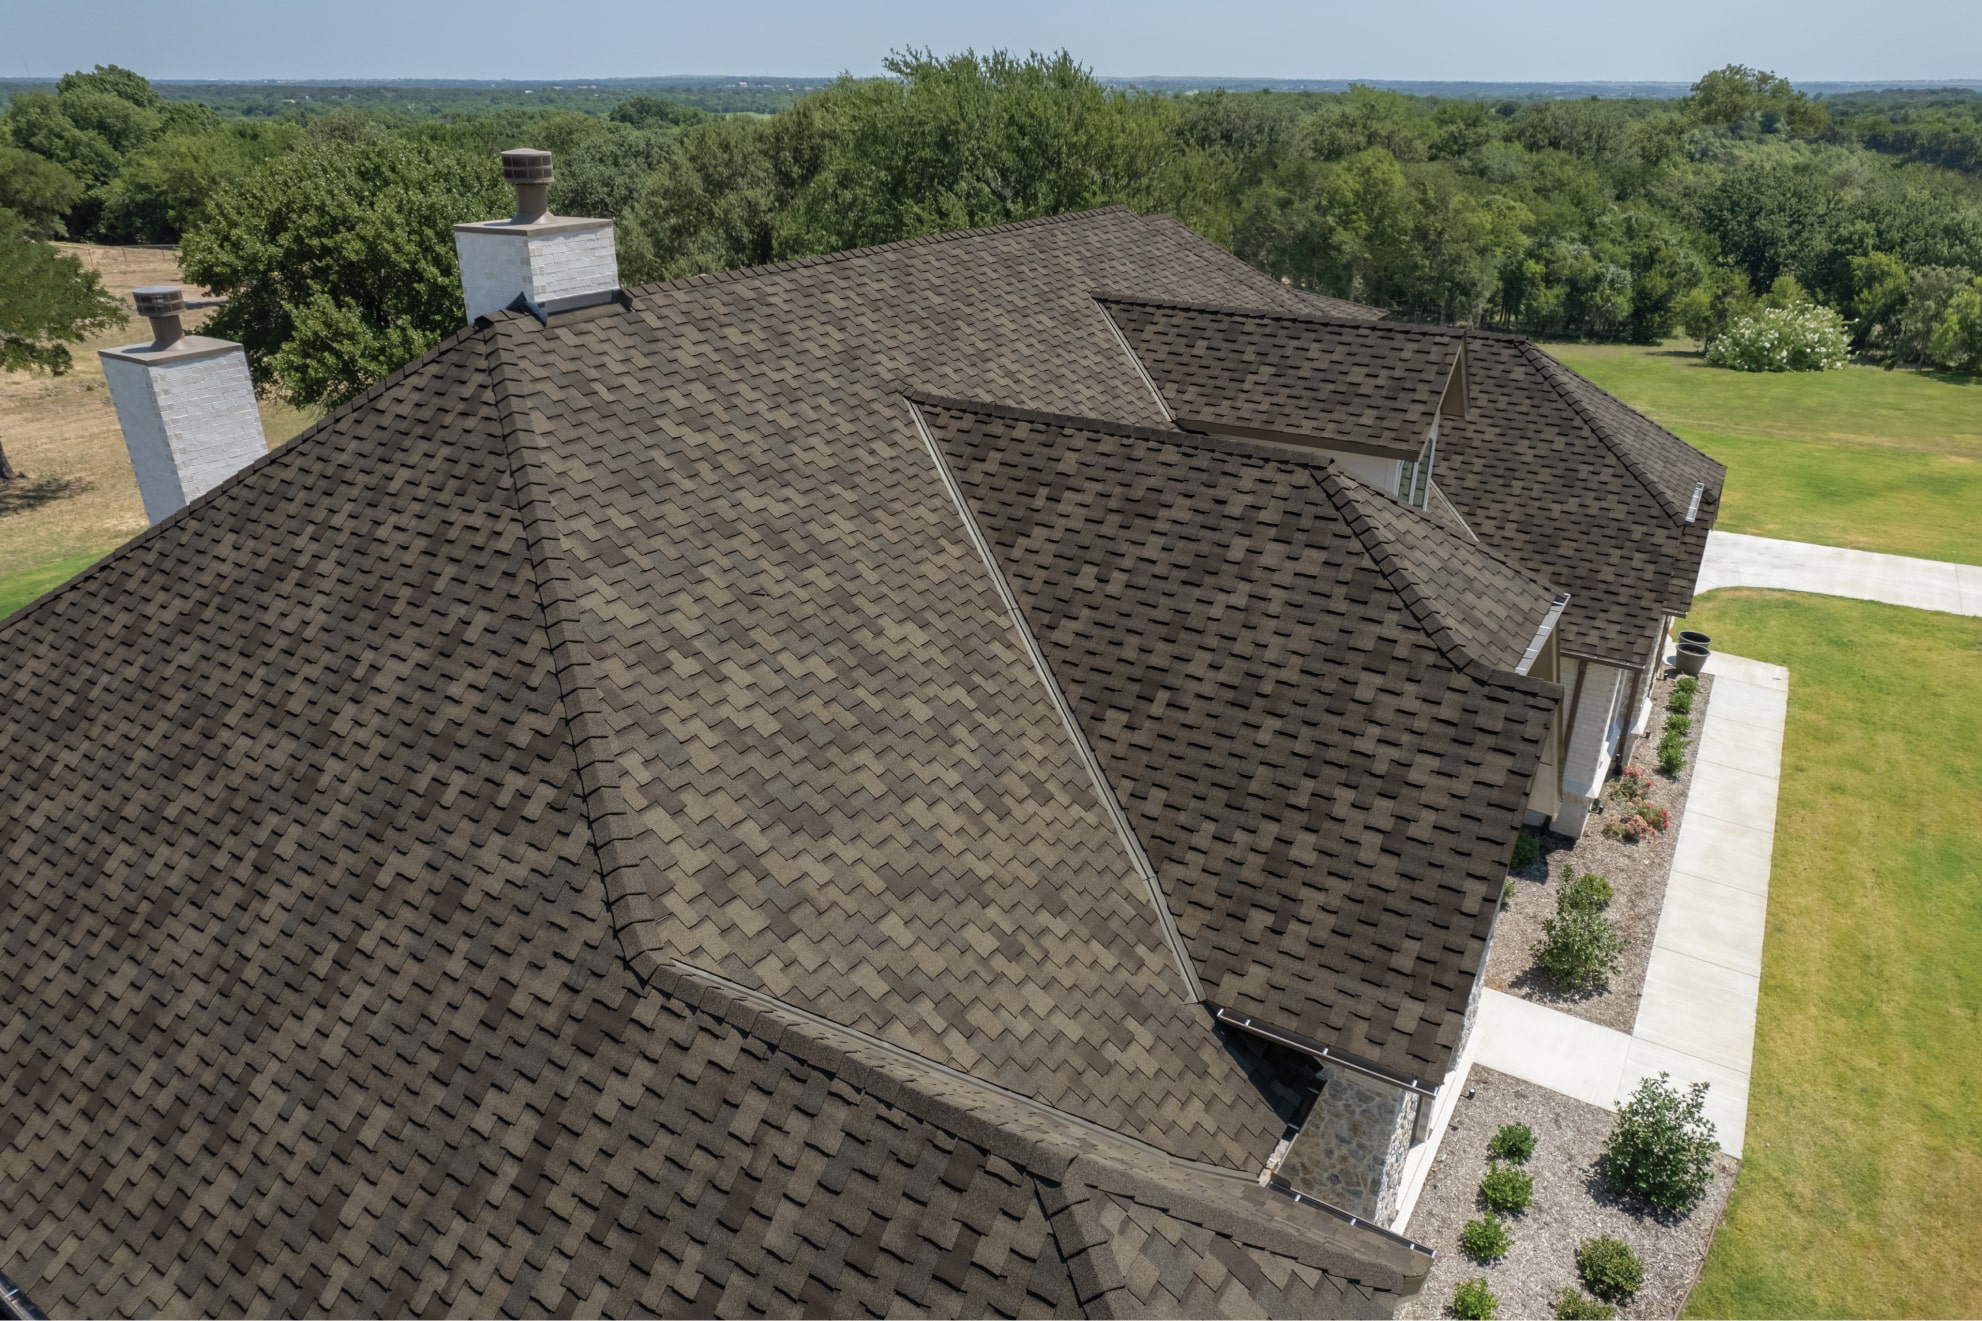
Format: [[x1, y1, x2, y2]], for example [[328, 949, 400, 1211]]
[[1685, 65, 1828, 136], [1317, 148, 1409, 301], [0, 208, 126, 478], [1927, 277, 1982, 371], [180, 138, 508, 408], [0, 147, 86, 237]]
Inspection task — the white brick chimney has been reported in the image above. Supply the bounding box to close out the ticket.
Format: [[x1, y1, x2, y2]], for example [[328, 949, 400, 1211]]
[[454, 148, 620, 323], [99, 286, 269, 526]]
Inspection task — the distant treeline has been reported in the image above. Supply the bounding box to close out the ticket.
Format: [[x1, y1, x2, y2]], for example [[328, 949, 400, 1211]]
[[0, 77, 826, 119], [6, 56, 1981, 410]]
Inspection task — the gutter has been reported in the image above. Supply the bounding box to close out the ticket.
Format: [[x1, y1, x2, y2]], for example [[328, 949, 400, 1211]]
[[1213, 1006, 1440, 1101], [1514, 593, 1571, 677], [0, 1268, 47, 1321]]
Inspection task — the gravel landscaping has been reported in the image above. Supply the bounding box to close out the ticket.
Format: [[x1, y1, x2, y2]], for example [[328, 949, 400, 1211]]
[[1398, 1065, 1737, 1321], [1486, 669, 1715, 1032]]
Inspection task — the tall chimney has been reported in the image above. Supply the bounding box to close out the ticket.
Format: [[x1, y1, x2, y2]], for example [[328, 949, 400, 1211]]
[[99, 286, 269, 526], [454, 149, 620, 324]]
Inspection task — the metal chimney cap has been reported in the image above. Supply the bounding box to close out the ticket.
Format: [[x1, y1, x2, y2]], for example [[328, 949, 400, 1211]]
[[501, 149, 554, 184], [133, 285, 185, 317]]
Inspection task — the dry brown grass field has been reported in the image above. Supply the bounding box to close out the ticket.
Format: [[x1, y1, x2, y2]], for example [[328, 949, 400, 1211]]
[[0, 245, 314, 594]]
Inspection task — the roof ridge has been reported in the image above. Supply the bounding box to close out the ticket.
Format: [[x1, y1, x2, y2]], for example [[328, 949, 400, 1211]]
[[632, 205, 1144, 297], [1315, 468, 1558, 690], [1094, 290, 1519, 340], [1517, 341, 1691, 525]]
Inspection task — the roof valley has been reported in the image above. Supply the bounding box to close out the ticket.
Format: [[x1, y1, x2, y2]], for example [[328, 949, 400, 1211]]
[[1517, 340, 1691, 525]]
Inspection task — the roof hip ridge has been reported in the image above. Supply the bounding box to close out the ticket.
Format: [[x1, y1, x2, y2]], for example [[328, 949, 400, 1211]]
[[1516, 340, 1691, 525], [630, 205, 1143, 296], [1313, 468, 1557, 691], [478, 319, 674, 976]]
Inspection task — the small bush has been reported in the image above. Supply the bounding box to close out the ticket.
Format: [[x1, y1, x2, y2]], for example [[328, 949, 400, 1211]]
[[1707, 301, 1850, 371], [1487, 1121, 1536, 1163], [1600, 1073, 1719, 1215], [1452, 1277, 1499, 1320], [1577, 1234, 1646, 1302], [1611, 766, 1650, 803], [1664, 712, 1690, 738], [1501, 878, 1516, 910], [1511, 826, 1542, 869], [1667, 683, 1694, 715], [1675, 675, 1699, 698], [1459, 1212, 1512, 1262], [1553, 1288, 1617, 1320], [1533, 906, 1626, 992], [1559, 867, 1614, 914], [1479, 1160, 1534, 1213], [1603, 800, 1671, 843], [1658, 729, 1686, 776]]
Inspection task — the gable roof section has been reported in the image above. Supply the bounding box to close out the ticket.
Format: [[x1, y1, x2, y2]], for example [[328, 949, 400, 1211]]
[[1430, 337, 1725, 665], [0, 244, 1429, 1314], [1099, 296, 1462, 456], [911, 395, 1561, 1083]]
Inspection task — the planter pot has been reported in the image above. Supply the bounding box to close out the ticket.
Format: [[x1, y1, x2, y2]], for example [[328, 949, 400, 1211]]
[[1677, 629, 1712, 650], [1675, 642, 1709, 677]]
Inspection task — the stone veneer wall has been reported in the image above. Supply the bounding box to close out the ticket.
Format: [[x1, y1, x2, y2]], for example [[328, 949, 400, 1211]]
[[1277, 1064, 1420, 1223]]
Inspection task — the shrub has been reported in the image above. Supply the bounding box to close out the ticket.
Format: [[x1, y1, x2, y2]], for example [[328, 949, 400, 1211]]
[[1707, 301, 1850, 372], [1553, 1288, 1617, 1320], [1487, 1121, 1536, 1163], [1667, 682, 1695, 715], [1511, 826, 1542, 868], [1533, 906, 1626, 991], [1501, 878, 1516, 910], [1604, 800, 1671, 843], [1459, 1212, 1512, 1262], [1610, 766, 1649, 803], [1658, 729, 1686, 775], [1560, 867, 1614, 914], [1664, 712, 1690, 738], [1600, 1073, 1719, 1214], [1577, 1234, 1646, 1302], [1479, 1160, 1534, 1213], [1675, 675, 1699, 698], [1452, 1277, 1499, 1320]]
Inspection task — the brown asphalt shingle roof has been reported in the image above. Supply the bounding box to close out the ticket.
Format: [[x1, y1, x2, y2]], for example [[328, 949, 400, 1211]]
[[913, 397, 1561, 1082], [1100, 297, 1459, 456], [0, 209, 1432, 1318], [0, 202, 1713, 1315], [1428, 337, 1725, 666]]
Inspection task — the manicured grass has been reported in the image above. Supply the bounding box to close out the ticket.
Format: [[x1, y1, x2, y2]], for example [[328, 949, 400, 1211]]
[[1545, 343, 1982, 564], [0, 550, 110, 623], [1678, 590, 1982, 1320]]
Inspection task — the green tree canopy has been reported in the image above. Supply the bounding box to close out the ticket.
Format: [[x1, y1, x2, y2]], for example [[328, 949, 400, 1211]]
[[180, 138, 507, 408], [0, 207, 126, 479]]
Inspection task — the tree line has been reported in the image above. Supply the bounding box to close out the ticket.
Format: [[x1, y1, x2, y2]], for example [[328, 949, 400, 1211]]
[[6, 55, 1982, 411]]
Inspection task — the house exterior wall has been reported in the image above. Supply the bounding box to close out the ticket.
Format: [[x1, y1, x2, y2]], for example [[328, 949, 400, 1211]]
[[1278, 1064, 1421, 1223], [1552, 658, 1628, 838], [1334, 450, 1406, 496], [455, 220, 617, 322], [101, 346, 267, 526]]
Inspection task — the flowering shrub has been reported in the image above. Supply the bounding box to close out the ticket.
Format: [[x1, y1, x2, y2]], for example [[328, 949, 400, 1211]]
[[1611, 767, 1651, 804], [1708, 302, 1850, 372], [1604, 801, 1671, 842]]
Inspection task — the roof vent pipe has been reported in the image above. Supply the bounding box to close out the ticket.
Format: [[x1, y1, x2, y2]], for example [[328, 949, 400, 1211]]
[[454, 148, 621, 324], [134, 284, 186, 349], [503, 147, 553, 223]]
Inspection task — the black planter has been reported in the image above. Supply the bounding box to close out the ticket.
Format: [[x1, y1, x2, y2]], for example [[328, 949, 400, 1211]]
[[1675, 642, 1709, 676], [1677, 629, 1712, 650]]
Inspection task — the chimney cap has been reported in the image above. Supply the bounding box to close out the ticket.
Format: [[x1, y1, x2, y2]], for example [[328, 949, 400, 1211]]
[[501, 148, 554, 184], [134, 285, 185, 317]]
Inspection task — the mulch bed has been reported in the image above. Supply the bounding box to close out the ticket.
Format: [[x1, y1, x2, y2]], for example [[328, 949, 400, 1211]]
[[1397, 1065, 1737, 1321], [1485, 669, 1715, 1033]]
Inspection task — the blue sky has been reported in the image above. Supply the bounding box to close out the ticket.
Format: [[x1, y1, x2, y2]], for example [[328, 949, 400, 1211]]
[[5, 0, 1977, 82]]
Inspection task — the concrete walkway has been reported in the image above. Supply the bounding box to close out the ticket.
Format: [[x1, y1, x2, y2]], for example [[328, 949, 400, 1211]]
[[1699, 530, 1982, 616], [1470, 651, 1787, 1158]]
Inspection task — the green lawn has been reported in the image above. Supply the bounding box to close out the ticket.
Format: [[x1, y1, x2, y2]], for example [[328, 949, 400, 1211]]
[[1546, 343, 1982, 564], [1679, 590, 1982, 1320], [0, 550, 109, 623]]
